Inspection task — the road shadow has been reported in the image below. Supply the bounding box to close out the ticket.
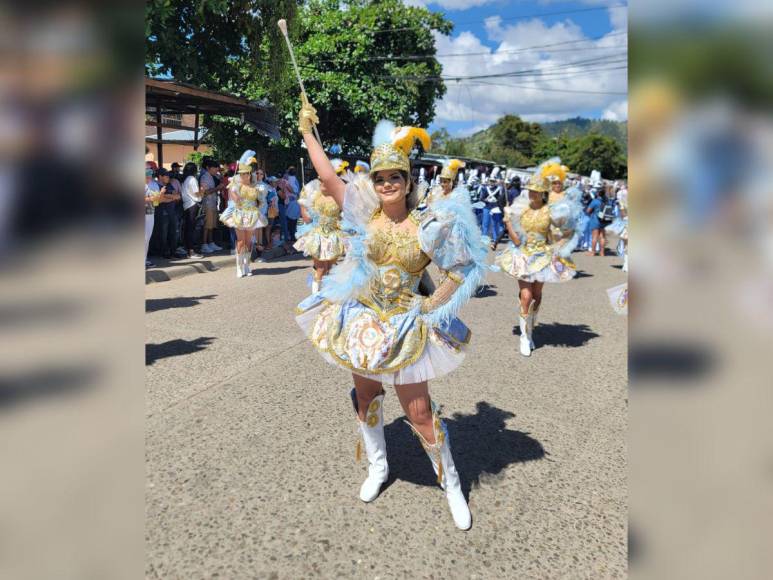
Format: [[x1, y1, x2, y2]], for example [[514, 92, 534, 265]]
[[145, 259, 223, 283], [573, 270, 593, 279], [252, 265, 308, 276], [146, 337, 216, 366], [473, 284, 498, 298], [512, 321, 599, 348], [261, 250, 310, 263], [145, 294, 217, 313], [0, 365, 100, 411], [0, 298, 85, 329], [381, 401, 546, 498], [630, 340, 715, 383], [611, 264, 624, 270]]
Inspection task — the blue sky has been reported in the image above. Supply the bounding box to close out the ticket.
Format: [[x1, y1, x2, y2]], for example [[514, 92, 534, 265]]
[[406, 1, 628, 135]]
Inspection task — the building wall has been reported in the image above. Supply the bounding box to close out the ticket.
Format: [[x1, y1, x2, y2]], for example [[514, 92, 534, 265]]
[[145, 142, 212, 169], [145, 113, 198, 137]]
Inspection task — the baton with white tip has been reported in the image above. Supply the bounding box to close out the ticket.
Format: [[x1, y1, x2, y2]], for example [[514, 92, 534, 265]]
[[277, 19, 322, 144]]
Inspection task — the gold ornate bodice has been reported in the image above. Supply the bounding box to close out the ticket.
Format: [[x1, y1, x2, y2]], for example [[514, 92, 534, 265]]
[[235, 184, 260, 210], [311, 192, 341, 228], [367, 209, 431, 274], [362, 209, 431, 316], [520, 205, 552, 253], [238, 184, 258, 202]]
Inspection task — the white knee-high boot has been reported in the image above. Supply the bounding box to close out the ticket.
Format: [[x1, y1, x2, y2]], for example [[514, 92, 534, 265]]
[[235, 251, 244, 278], [528, 301, 538, 350], [519, 302, 533, 357], [352, 389, 388, 503], [408, 403, 472, 531], [243, 252, 252, 276]]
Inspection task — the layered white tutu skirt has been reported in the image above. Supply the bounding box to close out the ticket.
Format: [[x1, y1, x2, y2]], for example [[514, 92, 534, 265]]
[[295, 293, 469, 385]]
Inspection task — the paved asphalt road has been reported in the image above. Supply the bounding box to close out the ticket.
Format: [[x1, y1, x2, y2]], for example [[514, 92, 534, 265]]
[[146, 247, 627, 579]]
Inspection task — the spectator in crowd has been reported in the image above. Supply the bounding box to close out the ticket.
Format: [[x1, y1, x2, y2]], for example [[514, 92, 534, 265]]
[[275, 176, 290, 243], [169, 162, 182, 182], [264, 176, 280, 250], [469, 173, 484, 226], [154, 168, 182, 259], [145, 165, 161, 268], [579, 182, 594, 251], [481, 174, 505, 249], [166, 166, 187, 257], [277, 177, 300, 250], [225, 162, 238, 255], [585, 183, 614, 256], [284, 165, 300, 195], [181, 162, 203, 259], [199, 159, 226, 253], [253, 167, 270, 253], [506, 177, 521, 205]]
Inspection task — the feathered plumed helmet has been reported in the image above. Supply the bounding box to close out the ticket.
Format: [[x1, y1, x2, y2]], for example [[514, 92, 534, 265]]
[[370, 120, 431, 175], [353, 160, 370, 174], [440, 158, 465, 181], [538, 157, 569, 183], [526, 173, 549, 193], [237, 150, 257, 174], [331, 158, 349, 176]]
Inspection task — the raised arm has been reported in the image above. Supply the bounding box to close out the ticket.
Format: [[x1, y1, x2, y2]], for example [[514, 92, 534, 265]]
[[504, 213, 521, 246], [299, 97, 346, 208]]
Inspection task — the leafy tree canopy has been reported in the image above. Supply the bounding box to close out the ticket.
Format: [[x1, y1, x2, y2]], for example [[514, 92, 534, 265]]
[[432, 116, 628, 179], [146, 0, 452, 164]]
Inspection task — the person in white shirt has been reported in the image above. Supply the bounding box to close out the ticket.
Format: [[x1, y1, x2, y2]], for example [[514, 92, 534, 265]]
[[181, 162, 203, 258]]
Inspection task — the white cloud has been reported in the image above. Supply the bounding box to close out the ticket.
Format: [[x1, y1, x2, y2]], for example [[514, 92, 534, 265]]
[[601, 99, 628, 121], [432, 9, 628, 127], [608, 4, 627, 31]]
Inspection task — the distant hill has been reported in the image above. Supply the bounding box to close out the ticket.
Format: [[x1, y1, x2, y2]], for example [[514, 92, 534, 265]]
[[540, 117, 627, 148]]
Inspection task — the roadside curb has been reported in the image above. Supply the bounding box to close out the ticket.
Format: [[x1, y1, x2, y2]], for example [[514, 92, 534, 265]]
[[145, 246, 295, 284]]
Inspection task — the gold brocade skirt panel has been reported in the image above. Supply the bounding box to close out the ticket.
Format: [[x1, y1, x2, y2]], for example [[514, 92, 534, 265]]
[[293, 222, 347, 261], [496, 241, 577, 283], [295, 291, 471, 383]]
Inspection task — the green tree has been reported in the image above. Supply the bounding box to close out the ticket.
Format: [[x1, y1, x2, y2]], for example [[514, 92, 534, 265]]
[[565, 133, 627, 179], [533, 134, 572, 161], [292, 0, 451, 152], [145, 0, 452, 164], [430, 128, 451, 153]]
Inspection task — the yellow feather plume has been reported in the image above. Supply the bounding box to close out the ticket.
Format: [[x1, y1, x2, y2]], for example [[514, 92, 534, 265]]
[[448, 159, 465, 172], [540, 161, 568, 183], [391, 127, 431, 156]]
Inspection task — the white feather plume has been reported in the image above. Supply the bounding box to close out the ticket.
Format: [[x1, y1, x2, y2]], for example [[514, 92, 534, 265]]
[[372, 120, 396, 148]]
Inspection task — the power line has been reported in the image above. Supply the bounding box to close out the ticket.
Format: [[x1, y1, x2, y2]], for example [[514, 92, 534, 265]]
[[304, 31, 627, 64], [362, 4, 627, 34], [461, 80, 627, 96], [375, 53, 628, 82]]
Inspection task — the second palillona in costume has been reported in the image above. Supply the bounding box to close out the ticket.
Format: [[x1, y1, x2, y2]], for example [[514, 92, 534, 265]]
[[496, 159, 585, 356], [294, 97, 489, 530], [220, 150, 269, 278], [294, 158, 351, 293]]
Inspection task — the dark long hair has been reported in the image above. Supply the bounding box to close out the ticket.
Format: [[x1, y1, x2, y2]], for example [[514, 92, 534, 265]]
[[182, 162, 198, 180]]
